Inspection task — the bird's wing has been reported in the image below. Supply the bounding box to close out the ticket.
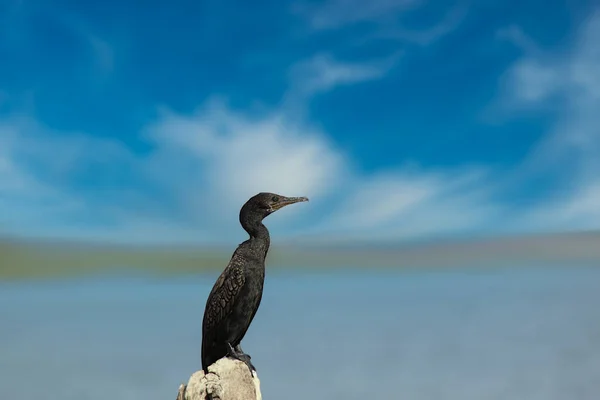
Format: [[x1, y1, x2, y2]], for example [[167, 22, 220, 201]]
[[202, 252, 246, 336]]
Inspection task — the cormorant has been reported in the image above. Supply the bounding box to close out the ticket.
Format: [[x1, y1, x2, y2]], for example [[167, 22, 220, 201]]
[[201, 192, 309, 374]]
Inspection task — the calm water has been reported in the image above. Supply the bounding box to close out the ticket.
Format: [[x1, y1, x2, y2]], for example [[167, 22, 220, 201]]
[[1, 266, 599, 399]]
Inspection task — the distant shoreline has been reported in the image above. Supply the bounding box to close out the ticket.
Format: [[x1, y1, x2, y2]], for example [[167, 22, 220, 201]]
[[1, 230, 599, 280]]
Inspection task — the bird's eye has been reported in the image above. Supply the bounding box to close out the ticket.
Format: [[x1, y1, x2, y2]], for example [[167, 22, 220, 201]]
[[271, 196, 279, 202]]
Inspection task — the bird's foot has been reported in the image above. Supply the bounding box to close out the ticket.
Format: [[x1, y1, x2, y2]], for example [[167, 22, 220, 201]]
[[226, 343, 256, 375]]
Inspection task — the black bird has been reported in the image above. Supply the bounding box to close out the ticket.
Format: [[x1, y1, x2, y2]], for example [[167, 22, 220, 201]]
[[201, 192, 309, 374]]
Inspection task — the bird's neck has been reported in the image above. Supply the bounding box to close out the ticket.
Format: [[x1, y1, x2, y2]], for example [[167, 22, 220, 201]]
[[240, 210, 271, 258], [242, 220, 270, 253], [250, 223, 270, 249], [240, 226, 269, 271]]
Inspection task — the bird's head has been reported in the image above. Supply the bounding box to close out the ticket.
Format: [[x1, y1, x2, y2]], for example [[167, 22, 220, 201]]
[[247, 192, 309, 216], [240, 192, 309, 231]]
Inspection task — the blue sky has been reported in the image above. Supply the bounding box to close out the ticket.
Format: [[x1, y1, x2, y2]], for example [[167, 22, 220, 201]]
[[0, 0, 599, 245]]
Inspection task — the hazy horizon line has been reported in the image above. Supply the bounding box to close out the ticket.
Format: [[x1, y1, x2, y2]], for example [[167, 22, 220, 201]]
[[1, 229, 599, 281]]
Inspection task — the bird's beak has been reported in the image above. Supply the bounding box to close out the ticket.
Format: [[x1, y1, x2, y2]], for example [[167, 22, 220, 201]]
[[271, 196, 309, 211]]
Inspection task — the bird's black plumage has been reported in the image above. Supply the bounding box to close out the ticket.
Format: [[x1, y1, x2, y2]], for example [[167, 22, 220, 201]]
[[201, 192, 308, 373]]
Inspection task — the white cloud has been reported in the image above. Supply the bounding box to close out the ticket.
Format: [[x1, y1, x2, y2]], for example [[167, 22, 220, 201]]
[[335, 172, 438, 230], [496, 25, 540, 54], [504, 14, 600, 107], [6, 11, 600, 244], [56, 12, 117, 77], [293, 0, 466, 46], [313, 166, 500, 241], [0, 123, 86, 232], [87, 35, 115, 74], [508, 59, 564, 103], [503, 11, 600, 232], [288, 53, 399, 98], [372, 4, 468, 46], [0, 2, 115, 76], [515, 180, 600, 233], [293, 0, 422, 31], [141, 100, 504, 243], [0, 101, 343, 242], [144, 100, 347, 233], [0, 98, 502, 244]]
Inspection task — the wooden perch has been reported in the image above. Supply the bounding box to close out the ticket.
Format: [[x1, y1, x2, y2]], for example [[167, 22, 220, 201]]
[[176, 358, 262, 400]]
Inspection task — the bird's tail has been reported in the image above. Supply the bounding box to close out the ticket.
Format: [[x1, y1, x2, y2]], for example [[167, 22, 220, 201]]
[[201, 341, 209, 372], [201, 338, 216, 373]]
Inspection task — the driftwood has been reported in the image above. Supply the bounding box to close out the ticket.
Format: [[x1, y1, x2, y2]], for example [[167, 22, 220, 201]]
[[176, 358, 262, 400]]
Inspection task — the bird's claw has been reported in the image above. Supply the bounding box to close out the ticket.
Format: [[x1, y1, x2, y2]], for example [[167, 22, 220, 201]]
[[226, 343, 236, 355], [226, 343, 256, 375]]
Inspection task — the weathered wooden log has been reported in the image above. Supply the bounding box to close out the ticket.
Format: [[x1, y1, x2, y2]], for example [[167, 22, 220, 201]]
[[176, 358, 262, 400]]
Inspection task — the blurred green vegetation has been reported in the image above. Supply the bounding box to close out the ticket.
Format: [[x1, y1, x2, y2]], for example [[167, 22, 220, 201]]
[[2, 231, 600, 280], [0, 240, 226, 279], [0, 239, 356, 280]]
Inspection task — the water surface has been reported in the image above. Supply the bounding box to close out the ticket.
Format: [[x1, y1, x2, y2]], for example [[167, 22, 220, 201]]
[[1, 266, 599, 399]]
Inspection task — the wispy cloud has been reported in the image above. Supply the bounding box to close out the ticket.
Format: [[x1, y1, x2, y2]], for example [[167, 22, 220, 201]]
[[0, 121, 85, 235], [287, 53, 400, 99], [293, 0, 467, 45], [0, 98, 500, 244], [0, 2, 115, 77], [3, 4, 600, 245], [521, 182, 600, 233], [293, 0, 422, 31], [0, 118, 149, 237], [86, 35, 115, 75], [145, 99, 504, 243], [496, 25, 540, 54], [371, 3, 468, 46], [51, 9, 117, 77], [315, 166, 501, 242], [502, 12, 600, 232], [145, 99, 347, 235], [0, 101, 344, 243]]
